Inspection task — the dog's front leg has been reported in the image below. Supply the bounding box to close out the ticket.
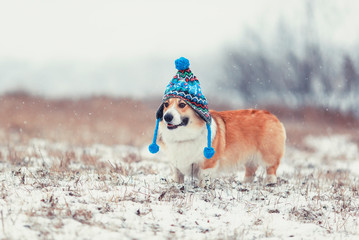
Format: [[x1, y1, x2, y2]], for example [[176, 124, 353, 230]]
[[174, 168, 184, 184], [198, 164, 218, 189]]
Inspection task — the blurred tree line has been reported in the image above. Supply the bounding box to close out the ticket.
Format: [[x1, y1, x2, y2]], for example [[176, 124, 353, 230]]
[[224, 2, 359, 115]]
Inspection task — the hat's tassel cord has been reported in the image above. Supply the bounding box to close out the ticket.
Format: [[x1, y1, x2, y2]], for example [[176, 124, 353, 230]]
[[149, 118, 160, 154], [203, 123, 215, 159]]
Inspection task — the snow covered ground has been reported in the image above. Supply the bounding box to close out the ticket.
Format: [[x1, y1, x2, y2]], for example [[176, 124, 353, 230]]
[[0, 135, 358, 240]]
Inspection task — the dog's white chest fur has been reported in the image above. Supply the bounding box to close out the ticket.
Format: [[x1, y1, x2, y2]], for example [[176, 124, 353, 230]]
[[160, 121, 216, 175]]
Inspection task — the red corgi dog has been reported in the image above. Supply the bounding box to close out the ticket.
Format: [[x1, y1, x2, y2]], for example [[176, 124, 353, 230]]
[[158, 98, 286, 187], [149, 57, 286, 187]]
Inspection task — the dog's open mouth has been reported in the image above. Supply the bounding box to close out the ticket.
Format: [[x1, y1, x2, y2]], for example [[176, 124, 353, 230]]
[[167, 117, 189, 130]]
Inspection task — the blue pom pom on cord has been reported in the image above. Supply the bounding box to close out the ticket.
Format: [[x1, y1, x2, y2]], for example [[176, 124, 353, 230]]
[[204, 147, 215, 159], [175, 57, 190, 70], [203, 123, 215, 159], [149, 143, 159, 154], [149, 118, 160, 154]]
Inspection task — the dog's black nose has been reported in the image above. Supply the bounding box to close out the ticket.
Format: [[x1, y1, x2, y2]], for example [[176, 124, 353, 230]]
[[164, 113, 173, 123]]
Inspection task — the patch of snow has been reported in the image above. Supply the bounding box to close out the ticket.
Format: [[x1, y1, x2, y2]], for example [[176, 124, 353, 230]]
[[0, 135, 358, 239]]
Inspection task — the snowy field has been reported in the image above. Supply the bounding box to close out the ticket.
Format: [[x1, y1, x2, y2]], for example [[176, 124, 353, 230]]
[[1, 133, 358, 240]]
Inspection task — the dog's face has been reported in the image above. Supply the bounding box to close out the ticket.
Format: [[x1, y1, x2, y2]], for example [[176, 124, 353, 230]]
[[160, 98, 205, 142]]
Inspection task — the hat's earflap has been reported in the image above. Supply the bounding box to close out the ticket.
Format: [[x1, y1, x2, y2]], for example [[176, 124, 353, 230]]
[[156, 104, 164, 120], [149, 104, 164, 154], [149, 118, 160, 154], [203, 123, 215, 159]]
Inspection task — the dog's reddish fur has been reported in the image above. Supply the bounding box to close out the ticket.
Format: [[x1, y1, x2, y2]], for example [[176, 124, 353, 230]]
[[161, 98, 286, 184], [203, 109, 285, 180]]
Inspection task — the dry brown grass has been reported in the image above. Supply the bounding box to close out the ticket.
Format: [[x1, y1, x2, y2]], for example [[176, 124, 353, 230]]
[[1, 92, 358, 149], [0, 92, 155, 146], [255, 105, 359, 150]]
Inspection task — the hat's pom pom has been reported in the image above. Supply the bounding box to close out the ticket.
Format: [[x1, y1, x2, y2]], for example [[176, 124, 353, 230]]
[[175, 57, 190, 70], [203, 147, 215, 159], [149, 143, 159, 154]]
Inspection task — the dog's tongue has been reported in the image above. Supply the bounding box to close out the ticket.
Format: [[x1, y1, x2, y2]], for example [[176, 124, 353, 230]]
[[167, 123, 178, 130]]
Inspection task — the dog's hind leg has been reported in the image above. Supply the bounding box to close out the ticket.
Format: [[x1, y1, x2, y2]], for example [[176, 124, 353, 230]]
[[243, 161, 258, 183], [265, 164, 278, 184], [263, 123, 285, 185], [265, 156, 281, 184]]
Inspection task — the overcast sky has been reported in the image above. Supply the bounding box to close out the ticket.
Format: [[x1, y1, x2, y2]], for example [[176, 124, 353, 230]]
[[0, 0, 358, 97], [0, 0, 251, 62]]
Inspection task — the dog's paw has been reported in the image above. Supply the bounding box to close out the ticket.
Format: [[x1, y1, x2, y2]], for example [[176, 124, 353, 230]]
[[265, 175, 277, 185], [199, 178, 212, 189], [243, 176, 255, 184]]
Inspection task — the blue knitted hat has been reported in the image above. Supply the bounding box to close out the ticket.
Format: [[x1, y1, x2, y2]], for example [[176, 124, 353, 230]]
[[149, 57, 215, 159]]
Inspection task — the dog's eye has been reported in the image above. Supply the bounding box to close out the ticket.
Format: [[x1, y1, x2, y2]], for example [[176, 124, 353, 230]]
[[164, 102, 169, 108], [178, 102, 186, 108]]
